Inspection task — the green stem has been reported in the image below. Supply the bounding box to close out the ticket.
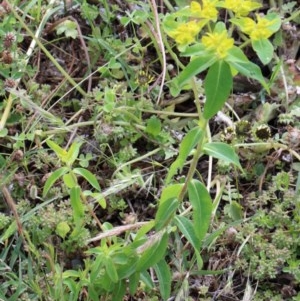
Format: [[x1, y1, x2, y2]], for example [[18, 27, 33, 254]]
[[0, 95, 14, 130], [239, 38, 251, 49], [178, 119, 208, 202], [163, 0, 175, 12], [234, 142, 300, 161], [141, 109, 198, 117], [162, 33, 186, 70], [112, 147, 162, 177], [191, 78, 202, 119], [284, 9, 300, 23]]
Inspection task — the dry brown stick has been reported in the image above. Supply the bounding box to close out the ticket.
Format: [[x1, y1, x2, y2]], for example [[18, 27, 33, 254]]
[[148, 0, 167, 105], [86, 222, 149, 243], [1, 183, 24, 239]]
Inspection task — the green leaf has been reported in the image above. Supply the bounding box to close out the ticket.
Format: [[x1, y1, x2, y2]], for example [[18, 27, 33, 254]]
[[116, 256, 138, 279], [154, 260, 171, 301], [203, 142, 242, 169], [70, 186, 84, 223], [111, 281, 126, 301], [103, 86, 116, 112], [228, 201, 243, 221], [181, 43, 207, 57], [137, 232, 169, 272], [140, 271, 154, 289], [89, 192, 106, 208], [188, 180, 213, 243], [65, 141, 83, 166], [129, 272, 140, 295], [252, 38, 274, 65], [56, 221, 71, 239], [174, 215, 200, 250], [46, 140, 67, 160], [135, 220, 155, 241], [203, 60, 233, 119], [62, 270, 81, 278], [63, 172, 77, 188], [0, 128, 8, 137], [203, 219, 245, 248], [159, 184, 184, 205], [43, 167, 69, 197], [90, 254, 104, 282], [177, 54, 217, 88], [195, 249, 204, 270], [105, 256, 119, 283], [155, 198, 179, 231], [167, 127, 203, 183], [56, 20, 78, 39], [226, 47, 269, 92], [264, 12, 282, 32], [146, 116, 161, 137], [73, 167, 101, 191]]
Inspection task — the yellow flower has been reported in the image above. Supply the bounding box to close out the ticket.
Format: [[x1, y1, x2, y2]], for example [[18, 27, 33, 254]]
[[190, 0, 219, 21], [202, 30, 234, 58], [234, 15, 277, 40], [237, 17, 256, 33], [169, 20, 201, 45], [222, 0, 261, 16], [250, 15, 274, 40]]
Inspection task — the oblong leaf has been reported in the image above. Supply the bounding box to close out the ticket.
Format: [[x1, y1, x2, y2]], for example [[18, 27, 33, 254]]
[[203, 142, 242, 169], [43, 167, 69, 197], [252, 38, 273, 65], [227, 47, 269, 92], [46, 140, 66, 160], [159, 184, 184, 205], [105, 256, 118, 283], [188, 180, 212, 243], [137, 232, 169, 272], [65, 141, 83, 165], [167, 127, 203, 183], [129, 272, 140, 295], [228, 201, 243, 221], [70, 186, 84, 223], [111, 280, 126, 301], [177, 54, 217, 88], [140, 271, 153, 289], [155, 198, 179, 231], [73, 167, 101, 191], [63, 172, 77, 188], [174, 215, 200, 250], [135, 220, 155, 241], [204, 60, 233, 119], [154, 259, 171, 301]]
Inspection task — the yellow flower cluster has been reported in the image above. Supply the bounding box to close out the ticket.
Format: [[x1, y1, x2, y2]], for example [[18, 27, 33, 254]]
[[190, 0, 219, 21], [167, 1, 221, 46], [201, 30, 234, 58], [236, 15, 276, 40], [222, 0, 261, 16], [168, 20, 202, 45]]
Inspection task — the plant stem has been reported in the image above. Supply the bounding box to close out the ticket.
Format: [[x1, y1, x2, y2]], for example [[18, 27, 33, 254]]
[[163, 0, 175, 12], [178, 119, 208, 202], [0, 95, 13, 130], [148, 0, 167, 105], [234, 142, 300, 161]]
